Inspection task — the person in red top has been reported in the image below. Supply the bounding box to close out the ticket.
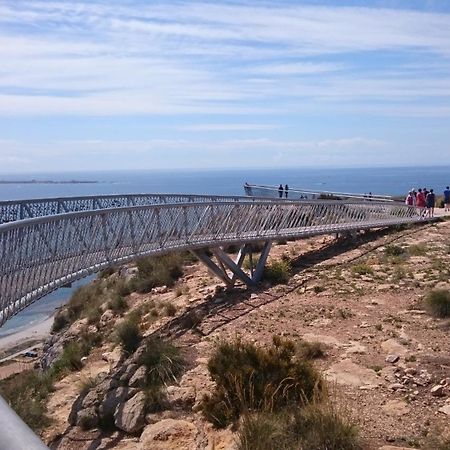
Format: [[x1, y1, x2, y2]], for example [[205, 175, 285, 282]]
[[416, 188, 426, 216]]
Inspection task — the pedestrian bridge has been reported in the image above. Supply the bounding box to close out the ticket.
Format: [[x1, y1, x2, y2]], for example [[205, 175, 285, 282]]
[[0, 193, 424, 326]]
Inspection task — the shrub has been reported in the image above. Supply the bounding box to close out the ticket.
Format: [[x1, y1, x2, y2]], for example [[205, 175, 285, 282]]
[[138, 338, 185, 388], [238, 412, 292, 450], [424, 289, 450, 318], [51, 310, 69, 332], [407, 243, 428, 256], [289, 402, 362, 450], [385, 245, 405, 257], [297, 340, 325, 360], [51, 342, 84, 376], [108, 292, 127, 313], [66, 282, 103, 322], [263, 260, 292, 284], [0, 370, 54, 431], [202, 336, 322, 428], [238, 403, 361, 450], [116, 319, 142, 353], [163, 302, 177, 317], [351, 263, 373, 276], [130, 254, 184, 293]]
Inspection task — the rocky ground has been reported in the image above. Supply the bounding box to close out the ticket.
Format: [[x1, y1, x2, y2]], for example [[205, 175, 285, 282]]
[[28, 219, 450, 449]]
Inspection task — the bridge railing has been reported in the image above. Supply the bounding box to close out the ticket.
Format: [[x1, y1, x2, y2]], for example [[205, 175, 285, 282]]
[[0, 193, 273, 225], [0, 200, 422, 326]]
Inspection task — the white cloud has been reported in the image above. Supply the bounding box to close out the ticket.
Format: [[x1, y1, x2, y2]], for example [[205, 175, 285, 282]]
[[0, 1, 449, 117]]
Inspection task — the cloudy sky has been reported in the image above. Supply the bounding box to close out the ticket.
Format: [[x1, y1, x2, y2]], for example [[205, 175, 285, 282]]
[[1, 0, 449, 172]]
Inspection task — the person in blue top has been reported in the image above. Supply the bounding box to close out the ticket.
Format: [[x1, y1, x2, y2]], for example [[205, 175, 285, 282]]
[[444, 186, 450, 212]]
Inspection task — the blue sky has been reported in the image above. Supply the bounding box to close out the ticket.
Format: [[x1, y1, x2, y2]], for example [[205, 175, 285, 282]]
[[0, 0, 449, 172]]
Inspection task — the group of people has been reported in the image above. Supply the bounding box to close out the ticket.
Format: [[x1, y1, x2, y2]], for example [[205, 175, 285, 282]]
[[278, 184, 289, 198], [405, 186, 450, 217]]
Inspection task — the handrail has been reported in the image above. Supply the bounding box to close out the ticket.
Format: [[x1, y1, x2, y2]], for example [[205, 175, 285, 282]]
[[244, 183, 393, 201], [0, 193, 271, 224]]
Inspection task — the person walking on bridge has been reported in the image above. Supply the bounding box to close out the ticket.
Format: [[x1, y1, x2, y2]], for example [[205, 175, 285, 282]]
[[444, 186, 450, 212], [426, 189, 435, 218], [278, 184, 283, 198], [416, 188, 426, 216]]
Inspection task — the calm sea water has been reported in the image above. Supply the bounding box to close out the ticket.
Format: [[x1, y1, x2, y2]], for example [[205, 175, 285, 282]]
[[1, 166, 449, 201], [1, 166, 449, 336]]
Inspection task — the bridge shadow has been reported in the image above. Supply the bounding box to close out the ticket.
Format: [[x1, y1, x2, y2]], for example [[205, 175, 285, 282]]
[[154, 224, 413, 341]]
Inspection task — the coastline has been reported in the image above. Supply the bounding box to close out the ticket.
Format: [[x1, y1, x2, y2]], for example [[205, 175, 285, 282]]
[[0, 315, 53, 361]]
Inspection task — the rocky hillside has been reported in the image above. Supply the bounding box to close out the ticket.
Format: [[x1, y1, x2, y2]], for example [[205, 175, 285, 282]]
[[2, 220, 450, 450]]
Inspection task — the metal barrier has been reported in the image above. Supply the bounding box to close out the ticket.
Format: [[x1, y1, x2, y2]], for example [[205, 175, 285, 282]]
[[244, 183, 393, 202], [0, 396, 49, 449], [0, 193, 269, 225], [0, 199, 422, 326]]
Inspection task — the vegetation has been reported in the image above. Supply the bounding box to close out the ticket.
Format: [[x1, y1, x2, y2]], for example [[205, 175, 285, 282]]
[[0, 370, 53, 431], [351, 263, 373, 276], [424, 289, 450, 318], [238, 402, 361, 450], [116, 317, 142, 353], [297, 340, 325, 360], [129, 254, 184, 293], [0, 333, 100, 432], [201, 336, 322, 428], [407, 243, 428, 256], [138, 337, 185, 388], [263, 260, 292, 284], [384, 244, 405, 257]]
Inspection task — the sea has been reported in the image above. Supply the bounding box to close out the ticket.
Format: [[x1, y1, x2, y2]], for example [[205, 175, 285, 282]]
[[1, 166, 449, 337]]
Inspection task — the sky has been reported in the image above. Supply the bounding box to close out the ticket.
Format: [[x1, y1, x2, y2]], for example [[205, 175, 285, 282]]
[[0, 0, 450, 172]]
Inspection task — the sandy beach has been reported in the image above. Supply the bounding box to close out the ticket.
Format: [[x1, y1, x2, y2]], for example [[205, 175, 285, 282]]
[[0, 316, 53, 360]]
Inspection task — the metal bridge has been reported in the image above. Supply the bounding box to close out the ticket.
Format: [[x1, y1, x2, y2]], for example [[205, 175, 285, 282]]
[[0, 193, 432, 450], [0, 193, 425, 327]]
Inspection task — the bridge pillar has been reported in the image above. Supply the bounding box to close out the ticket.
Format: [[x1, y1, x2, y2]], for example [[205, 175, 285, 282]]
[[192, 241, 272, 288]]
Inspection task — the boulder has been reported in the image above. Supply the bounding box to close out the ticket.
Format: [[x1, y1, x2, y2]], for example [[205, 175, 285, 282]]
[[119, 363, 139, 383], [114, 391, 147, 434], [129, 366, 147, 388], [139, 419, 198, 450], [76, 407, 99, 429], [166, 386, 196, 409], [381, 400, 410, 417], [431, 385, 445, 397], [99, 387, 138, 419], [325, 359, 382, 388]]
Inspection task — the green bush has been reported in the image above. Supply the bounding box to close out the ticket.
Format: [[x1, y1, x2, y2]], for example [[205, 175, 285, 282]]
[[407, 243, 428, 256], [202, 336, 322, 428], [51, 310, 69, 332], [108, 292, 127, 313], [424, 289, 450, 318], [298, 340, 325, 360], [116, 318, 142, 353], [384, 245, 405, 257], [67, 283, 103, 321], [138, 337, 185, 388], [0, 370, 54, 431], [289, 402, 361, 450], [238, 403, 361, 450], [129, 254, 184, 293], [263, 260, 292, 284], [238, 412, 292, 450], [351, 263, 373, 276], [51, 342, 84, 377]]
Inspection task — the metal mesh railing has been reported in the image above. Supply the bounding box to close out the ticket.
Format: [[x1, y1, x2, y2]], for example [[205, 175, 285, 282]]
[[0, 199, 422, 326]]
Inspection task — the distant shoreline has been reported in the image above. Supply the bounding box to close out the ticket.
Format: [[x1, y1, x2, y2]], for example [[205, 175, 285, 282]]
[[0, 180, 98, 184]]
